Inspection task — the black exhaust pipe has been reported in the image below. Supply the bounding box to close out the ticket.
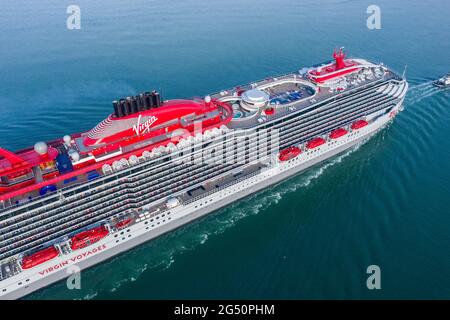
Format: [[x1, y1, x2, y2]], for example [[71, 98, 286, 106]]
[[151, 91, 158, 107], [112, 100, 122, 117], [119, 99, 127, 116], [129, 97, 138, 114], [145, 91, 153, 109], [154, 91, 161, 107], [123, 98, 131, 116], [138, 94, 146, 111]]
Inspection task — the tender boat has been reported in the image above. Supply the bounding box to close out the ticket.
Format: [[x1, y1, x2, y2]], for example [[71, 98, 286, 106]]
[[21, 246, 59, 269], [306, 137, 326, 149], [434, 73, 450, 88], [115, 218, 133, 230], [329, 128, 348, 139], [351, 120, 369, 130], [278, 146, 302, 161], [70, 226, 109, 250]]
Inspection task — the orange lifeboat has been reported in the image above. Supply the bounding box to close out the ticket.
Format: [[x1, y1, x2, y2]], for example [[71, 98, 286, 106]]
[[115, 218, 133, 230], [278, 146, 301, 161], [70, 226, 109, 250], [329, 128, 348, 139], [22, 246, 59, 269], [306, 137, 326, 149], [351, 120, 368, 130]]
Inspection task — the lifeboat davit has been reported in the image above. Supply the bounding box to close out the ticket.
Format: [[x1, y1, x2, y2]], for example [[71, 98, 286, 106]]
[[70, 226, 109, 250], [278, 146, 301, 161], [306, 137, 326, 149], [115, 218, 133, 230], [329, 128, 348, 139], [22, 246, 59, 269], [351, 120, 369, 130]]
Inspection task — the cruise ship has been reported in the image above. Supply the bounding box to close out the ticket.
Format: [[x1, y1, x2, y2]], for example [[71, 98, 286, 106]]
[[0, 49, 408, 299]]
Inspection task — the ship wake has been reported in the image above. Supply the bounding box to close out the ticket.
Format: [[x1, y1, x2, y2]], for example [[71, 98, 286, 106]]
[[404, 81, 440, 105], [94, 141, 366, 296]]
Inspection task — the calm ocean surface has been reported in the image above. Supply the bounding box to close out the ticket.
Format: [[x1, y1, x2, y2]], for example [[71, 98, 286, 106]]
[[0, 0, 449, 299]]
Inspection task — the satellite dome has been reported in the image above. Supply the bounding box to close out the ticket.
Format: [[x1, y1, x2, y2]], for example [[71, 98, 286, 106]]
[[240, 89, 270, 111], [63, 135, 72, 145], [204, 95, 211, 103], [34, 141, 48, 155]]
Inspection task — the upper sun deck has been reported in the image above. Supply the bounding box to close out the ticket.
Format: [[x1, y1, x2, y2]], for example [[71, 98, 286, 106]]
[[209, 56, 400, 131]]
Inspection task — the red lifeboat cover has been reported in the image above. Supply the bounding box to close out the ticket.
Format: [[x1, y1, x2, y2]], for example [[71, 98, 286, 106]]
[[22, 246, 59, 269], [351, 120, 369, 130], [306, 137, 326, 149], [115, 218, 133, 230], [264, 107, 275, 115], [278, 146, 301, 161], [70, 226, 109, 250], [329, 128, 348, 139]]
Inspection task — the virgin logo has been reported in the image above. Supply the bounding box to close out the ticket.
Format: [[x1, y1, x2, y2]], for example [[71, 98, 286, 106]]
[[133, 114, 158, 136]]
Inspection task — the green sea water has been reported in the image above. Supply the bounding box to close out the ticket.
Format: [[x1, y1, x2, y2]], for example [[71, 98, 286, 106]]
[[0, 0, 448, 299]]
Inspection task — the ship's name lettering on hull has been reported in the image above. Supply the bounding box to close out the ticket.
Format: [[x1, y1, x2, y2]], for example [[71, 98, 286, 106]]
[[38, 244, 107, 276]]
